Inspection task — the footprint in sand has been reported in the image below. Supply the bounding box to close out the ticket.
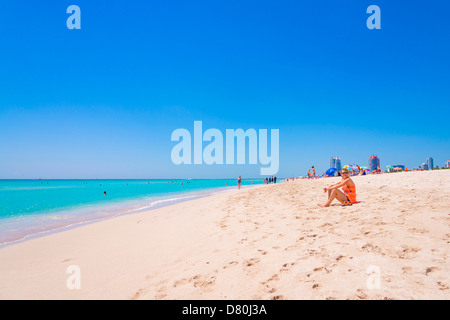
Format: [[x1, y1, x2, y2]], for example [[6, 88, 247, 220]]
[[243, 258, 261, 268], [267, 287, 277, 294], [437, 281, 449, 291], [157, 285, 167, 293], [262, 274, 279, 285], [155, 292, 167, 299], [402, 267, 413, 274], [193, 275, 217, 289], [425, 267, 440, 275], [131, 288, 147, 300], [399, 246, 421, 259], [284, 242, 298, 251], [238, 238, 248, 244], [361, 243, 383, 255], [280, 264, 290, 272], [173, 278, 189, 287], [174, 274, 215, 290], [408, 228, 429, 234], [223, 261, 239, 269], [320, 223, 333, 228], [355, 289, 368, 300]]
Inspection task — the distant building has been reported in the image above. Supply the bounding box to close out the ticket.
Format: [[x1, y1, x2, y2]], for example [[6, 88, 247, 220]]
[[421, 162, 428, 170], [330, 156, 342, 171], [392, 164, 405, 171], [369, 155, 380, 171], [426, 157, 434, 170]]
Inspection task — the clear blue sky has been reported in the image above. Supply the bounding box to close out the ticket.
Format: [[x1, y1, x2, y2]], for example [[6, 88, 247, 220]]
[[0, 1, 449, 178]]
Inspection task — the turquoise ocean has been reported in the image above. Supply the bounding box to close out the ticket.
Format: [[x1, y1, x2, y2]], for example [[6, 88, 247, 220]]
[[0, 179, 263, 246]]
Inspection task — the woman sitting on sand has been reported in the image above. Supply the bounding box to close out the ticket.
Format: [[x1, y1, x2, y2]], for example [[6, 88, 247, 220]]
[[318, 168, 357, 207]]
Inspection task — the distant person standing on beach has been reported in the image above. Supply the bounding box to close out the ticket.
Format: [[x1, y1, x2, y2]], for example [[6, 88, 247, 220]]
[[238, 176, 242, 190], [307, 169, 311, 179], [312, 166, 316, 178], [274, 176, 277, 183], [318, 168, 357, 207]]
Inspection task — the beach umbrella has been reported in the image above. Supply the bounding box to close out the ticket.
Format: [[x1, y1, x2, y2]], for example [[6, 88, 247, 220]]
[[360, 166, 368, 170], [326, 168, 338, 176], [386, 165, 393, 169]]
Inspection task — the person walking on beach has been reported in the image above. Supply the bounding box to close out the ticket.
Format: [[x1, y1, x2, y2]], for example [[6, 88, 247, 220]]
[[237, 176, 242, 190], [307, 169, 311, 179], [318, 168, 357, 207], [312, 166, 316, 178]]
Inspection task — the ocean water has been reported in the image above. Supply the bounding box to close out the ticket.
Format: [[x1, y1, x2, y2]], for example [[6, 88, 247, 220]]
[[0, 179, 263, 246]]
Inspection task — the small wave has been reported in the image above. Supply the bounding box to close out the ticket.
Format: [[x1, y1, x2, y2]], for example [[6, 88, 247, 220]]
[[0, 186, 254, 248]]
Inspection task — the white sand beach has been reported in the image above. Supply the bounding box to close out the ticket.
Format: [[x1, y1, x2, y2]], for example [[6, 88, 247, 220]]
[[0, 170, 449, 300]]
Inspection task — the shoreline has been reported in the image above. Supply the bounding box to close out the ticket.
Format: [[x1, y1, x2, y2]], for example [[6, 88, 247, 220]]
[[0, 182, 260, 248], [0, 170, 448, 299]]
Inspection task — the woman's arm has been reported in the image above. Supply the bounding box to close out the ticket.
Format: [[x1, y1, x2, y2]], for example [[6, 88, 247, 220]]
[[326, 179, 349, 190], [327, 181, 342, 188]]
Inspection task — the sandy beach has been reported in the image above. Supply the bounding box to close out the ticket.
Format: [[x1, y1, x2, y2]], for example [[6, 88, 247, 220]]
[[0, 170, 449, 300]]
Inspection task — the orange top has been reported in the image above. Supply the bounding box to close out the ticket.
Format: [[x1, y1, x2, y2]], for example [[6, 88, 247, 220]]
[[342, 184, 357, 203]]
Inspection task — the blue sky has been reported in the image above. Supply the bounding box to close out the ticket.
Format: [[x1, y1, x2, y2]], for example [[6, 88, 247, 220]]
[[0, 1, 449, 178]]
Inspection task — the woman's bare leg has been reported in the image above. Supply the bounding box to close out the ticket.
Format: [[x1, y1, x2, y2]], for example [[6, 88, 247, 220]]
[[319, 189, 348, 207]]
